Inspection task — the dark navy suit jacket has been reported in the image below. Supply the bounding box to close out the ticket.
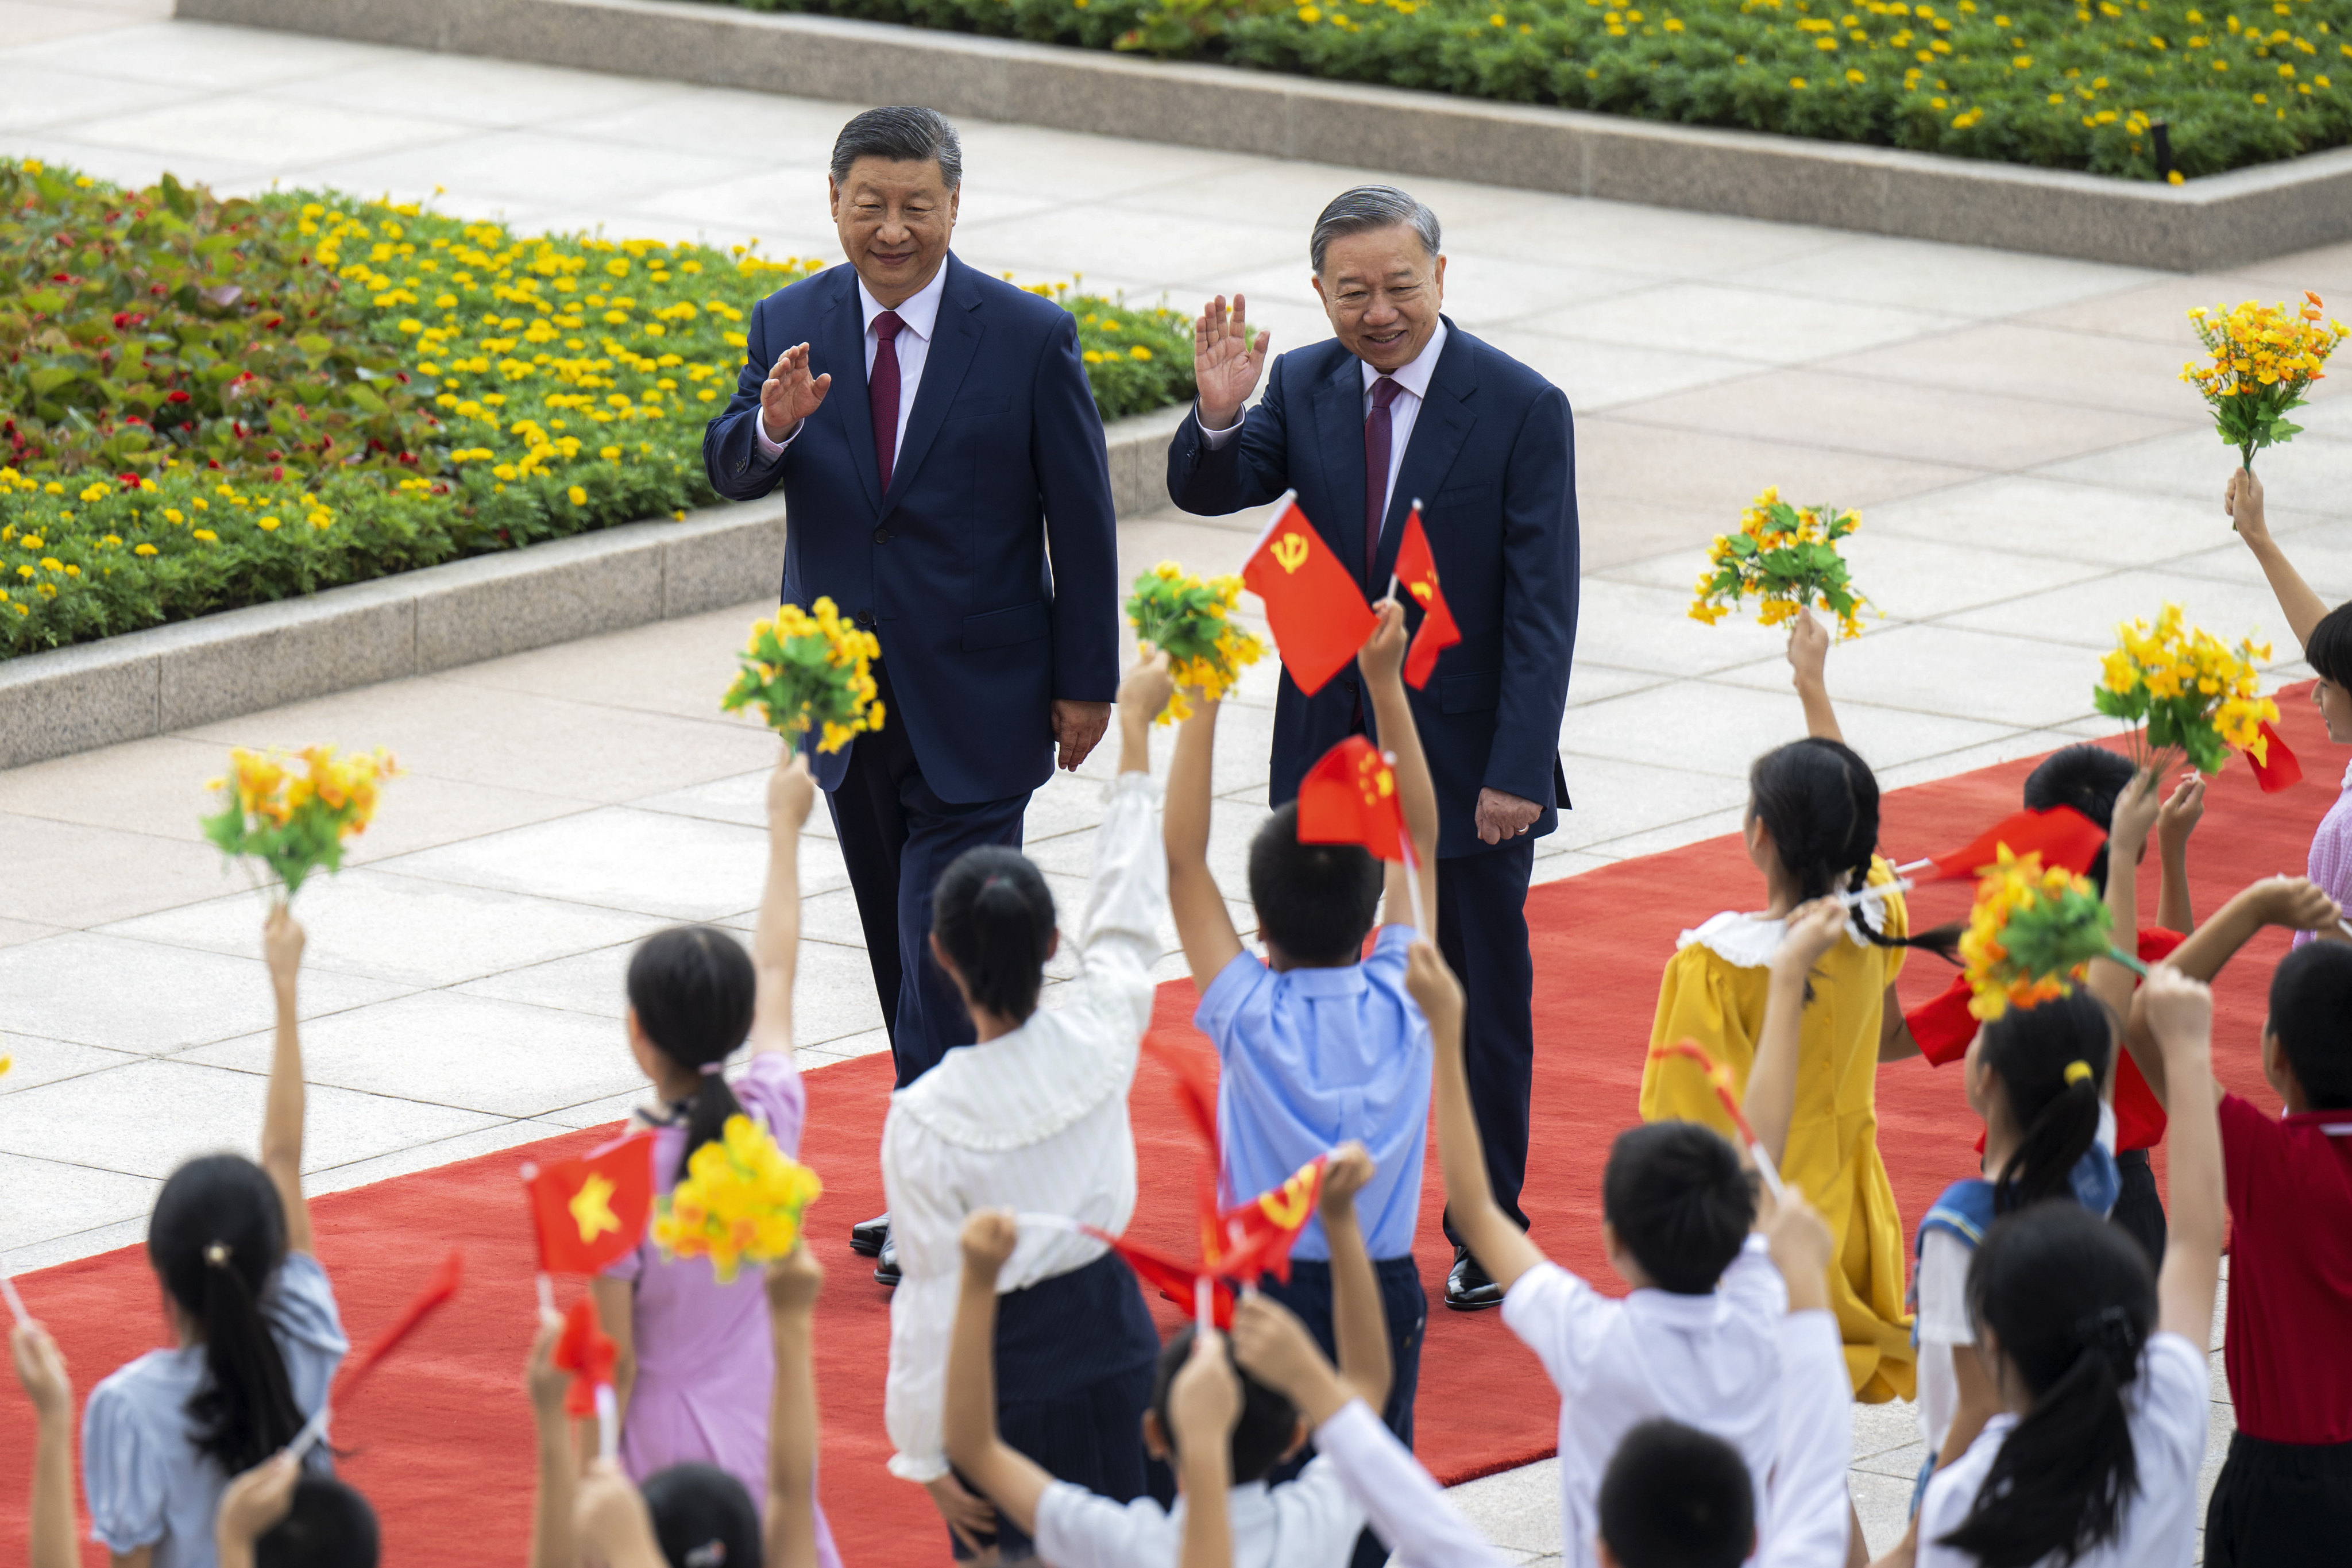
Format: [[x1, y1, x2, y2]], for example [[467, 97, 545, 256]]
[[1167, 321, 1577, 859], [702, 255, 1121, 805]]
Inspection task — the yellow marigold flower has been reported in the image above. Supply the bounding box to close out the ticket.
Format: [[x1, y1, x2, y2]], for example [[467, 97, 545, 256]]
[[193, 530, 217, 542], [568, 486, 588, 506], [134, 543, 159, 557]]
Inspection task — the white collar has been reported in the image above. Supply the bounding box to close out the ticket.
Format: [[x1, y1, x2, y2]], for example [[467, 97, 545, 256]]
[[1677, 897, 1889, 970], [891, 999, 1138, 1152], [1360, 319, 1447, 401], [858, 264, 946, 343]]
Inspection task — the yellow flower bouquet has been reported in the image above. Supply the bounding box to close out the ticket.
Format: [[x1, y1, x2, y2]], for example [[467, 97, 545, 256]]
[[720, 597, 884, 753], [2182, 294, 2348, 476], [2094, 603, 2278, 776], [1960, 848, 2137, 1022], [652, 1114, 822, 1284], [1689, 487, 1868, 638], [1125, 561, 1266, 724], [200, 745, 398, 901]]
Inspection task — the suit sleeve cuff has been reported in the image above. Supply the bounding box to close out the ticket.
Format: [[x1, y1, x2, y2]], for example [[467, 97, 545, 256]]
[[754, 411, 800, 458]]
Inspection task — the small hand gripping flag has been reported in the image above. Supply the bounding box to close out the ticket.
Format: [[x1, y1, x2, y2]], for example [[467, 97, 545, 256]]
[[524, 1134, 655, 1277], [1242, 493, 1377, 697], [1390, 503, 1461, 690], [1296, 736, 1408, 863]]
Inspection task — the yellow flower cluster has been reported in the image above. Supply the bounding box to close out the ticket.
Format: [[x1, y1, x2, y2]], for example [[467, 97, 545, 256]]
[[200, 744, 399, 899], [1126, 561, 1267, 724], [1959, 847, 2112, 1021], [2094, 602, 2277, 774], [2182, 292, 2347, 469], [720, 596, 886, 753], [652, 1114, 823, 1284], [1689, 486, 1868, 637]]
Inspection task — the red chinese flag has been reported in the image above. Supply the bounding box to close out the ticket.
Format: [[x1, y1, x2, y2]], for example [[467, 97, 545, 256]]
[[1085, 1228, 1238, 1330], [1296, 736, 1408, 863], [1391, 504, 1461, 690], [523, 1135, 655, 1277], [2247, 720, 2303, 793], [1916, 805, 2105, 885], [1203, 1156, 1328, 1288], [552, 1295, 619, 1417], [1242, 495, 1377, 697]]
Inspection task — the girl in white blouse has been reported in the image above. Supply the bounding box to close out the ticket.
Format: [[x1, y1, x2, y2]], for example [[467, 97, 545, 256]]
[[882, 655, 1176, 1562]]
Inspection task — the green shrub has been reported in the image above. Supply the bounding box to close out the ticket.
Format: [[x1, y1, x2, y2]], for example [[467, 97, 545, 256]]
[[726, 0, 2352, 179], [0, 160, 1194, 657]]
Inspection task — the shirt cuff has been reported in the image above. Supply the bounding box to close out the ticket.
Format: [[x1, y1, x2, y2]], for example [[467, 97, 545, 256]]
[[1196, 404, 1241, 449], [887, 1451, 950, 1484], [754, 410, 801, 457]]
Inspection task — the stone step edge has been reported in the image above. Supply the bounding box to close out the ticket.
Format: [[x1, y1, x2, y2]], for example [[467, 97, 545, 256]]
[[0, 405, 1189, 770], [172, 0, 2352, 271]]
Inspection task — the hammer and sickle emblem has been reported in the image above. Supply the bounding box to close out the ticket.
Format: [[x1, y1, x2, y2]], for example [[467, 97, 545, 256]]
[[1407, 578, 1436, 607], [1271, 532, 1311, 574], [1256, 1161, 1322, 1230]]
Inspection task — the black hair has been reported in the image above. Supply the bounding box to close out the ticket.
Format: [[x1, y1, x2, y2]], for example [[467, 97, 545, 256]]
[[1151, 1325, 1300, 1485], [2268, 941, 2352, 1109], [1600, 1122, 1755, 1295], [1248, 801, 1384, 967], [1748, 739, 1960, 962], [643, 1462, 763, 1568], [828, 106, 963, 188], [1597, 1419, 1755, 1568], [932, 845, 1056, 1025], [1978, 991, 2114, 1214], [255, 1477, 380, 1568], [1941, 1205, 2156, 1568], [2303, 600, 2352, 689], [627, 926, 758, 1183], [149, 1154, 305, 1475], [2022, 745, 2135, 891]]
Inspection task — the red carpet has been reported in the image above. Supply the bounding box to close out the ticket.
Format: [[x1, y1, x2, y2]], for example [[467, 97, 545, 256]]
[[1, 689, 2329, 1566]]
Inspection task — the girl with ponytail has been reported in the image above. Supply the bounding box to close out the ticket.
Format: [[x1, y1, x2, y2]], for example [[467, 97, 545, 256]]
[[588, 752, 842, 1568], [83, 909, 350, 1568]]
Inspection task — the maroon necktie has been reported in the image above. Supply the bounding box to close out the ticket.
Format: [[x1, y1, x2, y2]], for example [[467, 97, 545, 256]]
[[870, 310, 905, 495], [1364, 375, 1401, 587]]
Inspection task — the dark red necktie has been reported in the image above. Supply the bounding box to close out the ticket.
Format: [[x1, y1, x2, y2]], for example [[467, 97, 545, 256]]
[[1364, 375, 1401, 587], [870, 310, 905, 495]]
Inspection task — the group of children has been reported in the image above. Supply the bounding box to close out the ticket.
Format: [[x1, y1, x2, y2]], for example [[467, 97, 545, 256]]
[[9, 461, 2352, 1568]]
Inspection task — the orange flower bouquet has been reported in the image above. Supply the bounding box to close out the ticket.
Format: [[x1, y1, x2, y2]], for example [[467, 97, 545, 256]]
[[200, 744, 397, 901], [1960, 848, 2138, 1022]]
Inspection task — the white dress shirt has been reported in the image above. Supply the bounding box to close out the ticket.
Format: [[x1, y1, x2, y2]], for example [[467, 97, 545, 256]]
[[1199, 320, 1448, 542], [878, 770, 1163, 1483], [1311, 1399, 1512, 1568], [1033, 1458, 1363, 1568], [1764, 1310, 1856, 1568], [755, 262, 947, 457]]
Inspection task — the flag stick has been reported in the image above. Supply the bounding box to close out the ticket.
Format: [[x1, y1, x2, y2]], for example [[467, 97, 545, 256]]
[[0, 1265, 30, 1329], [1836, 878, 1913, 909], [1193, 1275, 1212, 1335], [1384, 572, 1398, 607], [536, 1272, 555, 1320], [1014, 1211, 1083, 1234], [1648, 1043, 1785, 1202], [2339, 918, 2352, 944], [595, 1384, 619, 1462], [1893, 858, 1934, 876], [287, 1405, 331, 1462]]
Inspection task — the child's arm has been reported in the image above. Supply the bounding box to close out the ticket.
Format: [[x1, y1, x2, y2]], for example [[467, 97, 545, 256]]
[[526, 1311, 576, 1568], [747, 751, 817, 1060], [1787, 611, 1843, 745], [1318, 1141, 1392, 1415], [260, 908, 313, 1257], [12, 1322, 78, 1568], [2228, 468, 2335, 652], [1750, 899, 1848, 1171], [1164, 659, 1245, 991], [2088, 768, 2161, 1030], [763, 1246, 825, 1568], [2139, 967, 2226, 1344], [1361, 600, 1442, 934], [2121, 876, 2340, 1104], [588, 1278, 637, 1436], [572, 1462, 669, 1568], [1409, 941, 1544, 1290], [1758, 1190, 1856, 1568], [939, 1210, 1046, 1546], [2154, 774, 2204, 934], [213, 1455, 298, 1568], [1167, 1328, 1239, 1568]]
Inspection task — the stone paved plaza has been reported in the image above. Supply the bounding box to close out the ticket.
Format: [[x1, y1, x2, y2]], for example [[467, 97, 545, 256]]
[[5, 2, 2341, 1556]]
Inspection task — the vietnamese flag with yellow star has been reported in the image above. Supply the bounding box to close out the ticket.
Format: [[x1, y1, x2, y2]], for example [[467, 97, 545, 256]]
[[1242, 493, 1376, 697], [523, 1134, 654, 1276], [1296, 735, 1409, 863]]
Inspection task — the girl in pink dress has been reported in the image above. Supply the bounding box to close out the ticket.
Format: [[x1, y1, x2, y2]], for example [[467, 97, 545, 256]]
[[590, 754, 841, 1568]]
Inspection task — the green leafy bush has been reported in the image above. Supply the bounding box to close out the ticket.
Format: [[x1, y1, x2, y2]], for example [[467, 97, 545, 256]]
[[0, 159, 1194, 657], [726, 0, 2352, 179]]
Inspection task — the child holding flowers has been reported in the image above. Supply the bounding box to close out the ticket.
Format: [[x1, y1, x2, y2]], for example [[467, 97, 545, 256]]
[[589, 750, 840, 1568]]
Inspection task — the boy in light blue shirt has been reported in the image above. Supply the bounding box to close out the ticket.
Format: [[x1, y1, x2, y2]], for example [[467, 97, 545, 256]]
[[1164, 603, 1440, 1568]]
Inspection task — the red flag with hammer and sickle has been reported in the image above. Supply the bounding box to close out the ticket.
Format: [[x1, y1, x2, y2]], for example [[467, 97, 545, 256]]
[[1391, 504, 1461, 689], [1242, 494, 1377, 697]]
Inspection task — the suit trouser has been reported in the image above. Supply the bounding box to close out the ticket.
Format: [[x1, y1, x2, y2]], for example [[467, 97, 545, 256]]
[[1438, 838, 1538, 1244], [822, 663, 1030, 1089]]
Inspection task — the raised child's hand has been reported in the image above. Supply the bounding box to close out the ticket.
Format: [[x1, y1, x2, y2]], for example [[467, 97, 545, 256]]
[[1785, 609, 1830, 692], [215, 1453, 299, 1553], [1770, 897, 1847, 984], [2139, 964, 2215, 1059], [1357, 598, 1407, 688], [574, 1459, 664, 1565], [2251, 874, 2343, 932], [1119, 648, 1177, 727], [526, 1309, 568, 1422], [767, 750, 816, 835], [9, 1321, 69, 1421], [764, 1242, 825, 1319], [1319, 1141, 1374, 1218], [2226, 465, 2269, 544], [2107, 766, 2163, 860], [262, 906, 305, 985], [1760, 1184, 1835, 1307], [959, 1207, 1020, 1279], [1167, 1325, 1242, 1456], [1403, 940, 1465, 1042], [2156, 773, 2206, 852], [1228, 1291, 1329, 1406]]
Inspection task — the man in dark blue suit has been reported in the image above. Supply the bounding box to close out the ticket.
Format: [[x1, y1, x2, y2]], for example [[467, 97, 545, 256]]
[[1168, 186, 1578, 1315], [703, 108, 1121, 1287]]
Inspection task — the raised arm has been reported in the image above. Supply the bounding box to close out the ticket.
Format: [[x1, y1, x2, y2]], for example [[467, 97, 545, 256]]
[[571, 1463, 669, 1568], [1787, 611, 1843, 745], [939, 1210, 1046, 1547], [1409, 941, 1544, 1289], [2088, 768, 2161, 1030], [1166, 683, 1243, 990], [1317, 1142, 1393, 1415], [13, 1322, 78, 1568], [1167, 1329, 1240, 1568], [2153, 774, 2204, 934], [526, 1312, 576, 1568], [2138, 968, 2225, 1343], [1168, 299, 1289, 516], [2122, 876, 2342, 1104], [1749, 899, 1848, 1170], [2227, 468, 2334, 651], [747, 752, 817, 1059], [763, 1246, 826, 1568], [260, 908, 312, 1257], [1361, 601, 1442, 936], [1759, 1192, 1856, 1568]]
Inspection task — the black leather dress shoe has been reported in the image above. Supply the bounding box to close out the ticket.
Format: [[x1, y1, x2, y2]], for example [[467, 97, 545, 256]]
[[850, 1212, 889, 1258], [1446, 1245, 1504, 1311], [873, 1234, 902, 1288]]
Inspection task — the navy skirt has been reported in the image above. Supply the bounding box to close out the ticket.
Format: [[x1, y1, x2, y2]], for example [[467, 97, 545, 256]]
[[950, 1248, 1163, 1562]]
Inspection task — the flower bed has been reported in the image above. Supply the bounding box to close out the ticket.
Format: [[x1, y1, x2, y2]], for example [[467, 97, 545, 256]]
[[0, 159, 1194, 658], [731, 0, 2352, 180]]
